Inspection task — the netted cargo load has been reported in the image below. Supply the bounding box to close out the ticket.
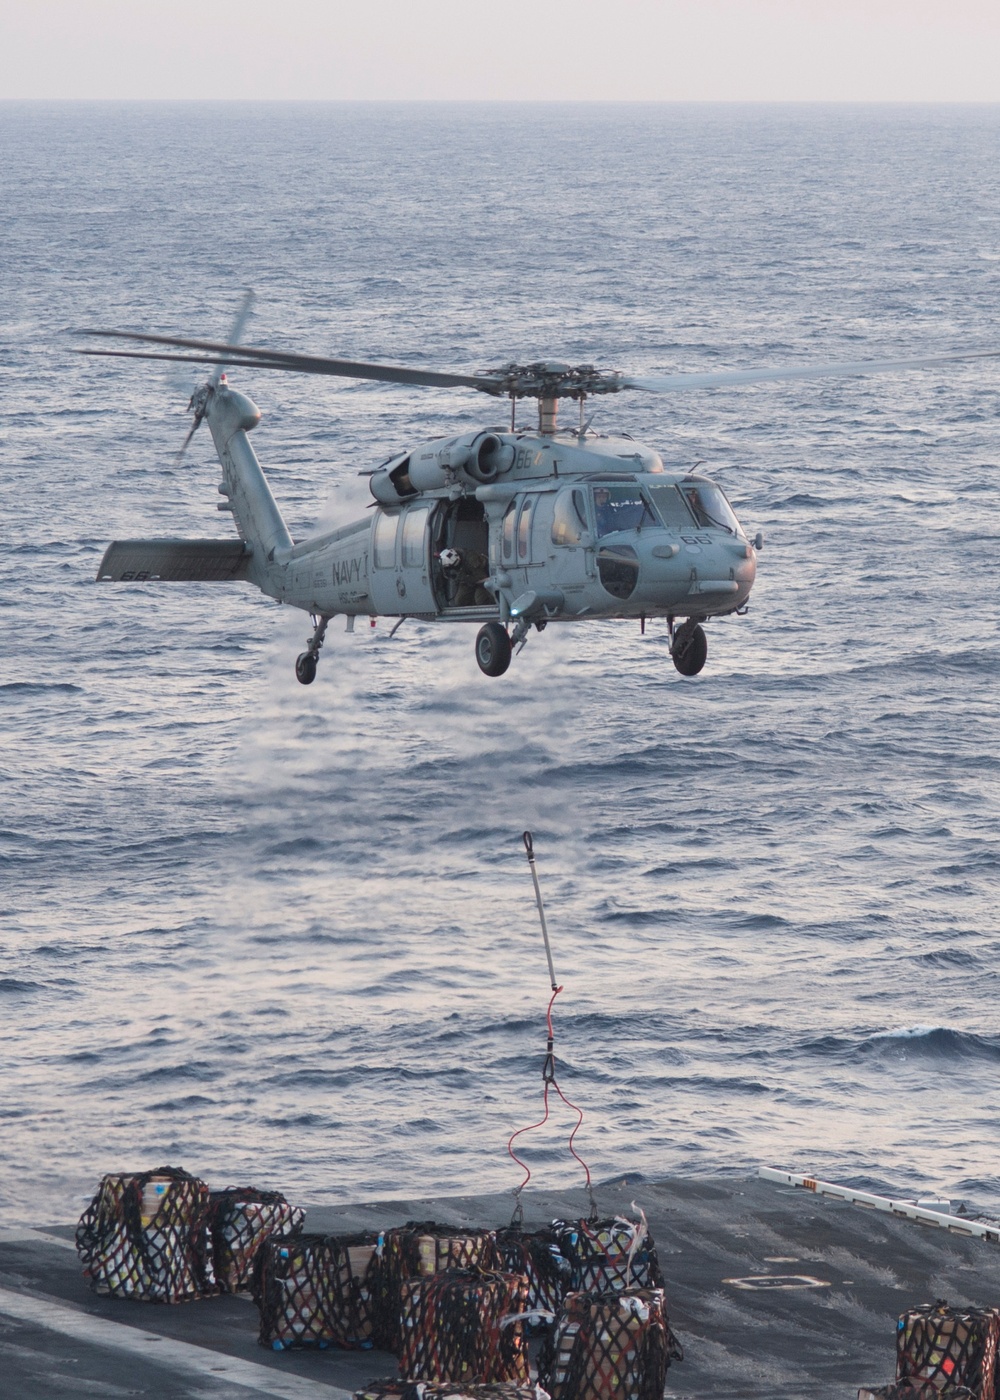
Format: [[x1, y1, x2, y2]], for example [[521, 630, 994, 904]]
[[355, 1383, 549, 1400], [398, 1269, 531, 1385], [76, 1165, 211, 1304], [539, 1289, 683, 1400], [859, 1301, 1000, 1400], [356, 1383, 549, 1400], [202, 1187, 304, 1294], [370, 1222, 503, 1353], [254, 1231, 379, 1350], [496, 1226, 570, 1330], [550, 1216, 663, 1296], [858, 1385, 970, 1400]]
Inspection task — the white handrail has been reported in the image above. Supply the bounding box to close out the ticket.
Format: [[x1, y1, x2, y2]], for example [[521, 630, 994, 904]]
[[759, 1167, 1000, 1243]]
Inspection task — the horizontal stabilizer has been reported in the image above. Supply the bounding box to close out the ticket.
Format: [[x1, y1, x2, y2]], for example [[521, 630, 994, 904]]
[[96, 539, 251, 583]]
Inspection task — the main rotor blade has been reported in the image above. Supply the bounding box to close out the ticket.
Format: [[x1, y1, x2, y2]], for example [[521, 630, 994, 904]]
[[623, 347, 1000, 394], [78, 328, 505, 395], [76, 348, 336, 372]]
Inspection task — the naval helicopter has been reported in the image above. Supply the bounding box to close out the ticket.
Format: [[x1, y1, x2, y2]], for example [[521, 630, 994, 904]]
[[78, 308, 1000, 682]]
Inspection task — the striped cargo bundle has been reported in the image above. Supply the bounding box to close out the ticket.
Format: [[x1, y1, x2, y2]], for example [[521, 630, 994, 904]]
[[370, 1223, 503, 1353], [76, 1165, 211, 1304], [539, 1289, 683, 1400], [202, 1187, 304, 1294], [355, 1383, 549, 1400], [859, 1301, 1000, 1400], [254, 1230, 379, 1350], [549, 1217, 663, 1296], [496, 1226, 570, 1330], [398, 1269, 531, 1385]]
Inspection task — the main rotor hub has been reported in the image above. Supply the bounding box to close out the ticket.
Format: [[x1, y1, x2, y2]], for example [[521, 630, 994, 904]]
[[481, 361, 626, 400]]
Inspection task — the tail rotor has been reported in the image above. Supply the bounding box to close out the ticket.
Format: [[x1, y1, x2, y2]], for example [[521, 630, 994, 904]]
[[176, 289, 255, 463]]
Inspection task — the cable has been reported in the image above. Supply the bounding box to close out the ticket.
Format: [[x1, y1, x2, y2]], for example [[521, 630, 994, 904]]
[[507, 834, 596, 1223]]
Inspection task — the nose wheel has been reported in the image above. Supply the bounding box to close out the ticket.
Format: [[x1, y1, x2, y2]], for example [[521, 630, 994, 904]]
[[475, 621, 512, 676], [670, 619, 707, 677], [295, 614, 329, 685], [295, 651, 318, 685]]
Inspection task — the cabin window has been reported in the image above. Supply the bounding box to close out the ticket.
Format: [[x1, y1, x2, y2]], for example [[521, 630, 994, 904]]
[[401, 505, 429, 568], [551, 488, 589, 546], [502, 500, 517, 562], [517, 497, 534, 560], [592, 485, 656, 537], [374, 510, 399, 569], [647, 483, 696, 529]]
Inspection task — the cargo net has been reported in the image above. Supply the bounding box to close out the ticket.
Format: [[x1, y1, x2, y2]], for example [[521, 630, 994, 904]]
[[203, 1188, 304, 1294], [254, 1231, 379, 1350], [861, 1386, 981, 1400], [398, 1269, 530, 1385], [76, 1166, 211, 1304], [866, 1301, 1000, 1400], [496, 1227, 570, 1330], [370, 1224, 503, 1353], [355, 1383, 548, 1400], [550, 1217, 663, 1296], [539, 1289, 683, 1400]]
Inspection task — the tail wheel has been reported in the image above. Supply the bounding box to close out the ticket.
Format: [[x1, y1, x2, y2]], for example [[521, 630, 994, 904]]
[[475, 622, 512, 677], [672, 622, 707, 677], [295, 652, 318, 685]]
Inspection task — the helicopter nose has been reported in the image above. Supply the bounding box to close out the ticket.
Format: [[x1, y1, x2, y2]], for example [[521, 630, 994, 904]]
[[735, 541, 756, 581], [732, 541, 756, 603], [692, 539, 755, 607]]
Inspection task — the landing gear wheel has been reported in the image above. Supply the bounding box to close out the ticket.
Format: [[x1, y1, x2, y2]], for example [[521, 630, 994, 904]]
[[475, 621, 512, 677], [671, 622, 707, 677], [295, 651, 318, 685]]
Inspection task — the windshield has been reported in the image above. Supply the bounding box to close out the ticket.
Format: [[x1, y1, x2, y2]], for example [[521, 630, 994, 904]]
[[647, 483, 695, 529], [592, 485, 656, 537], [680, 480, 744, 537]]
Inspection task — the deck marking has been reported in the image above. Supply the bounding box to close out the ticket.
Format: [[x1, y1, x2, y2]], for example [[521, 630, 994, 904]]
[[0, 1285, 352, 1399], [724, 1274, 831, 1290], [0, 1227, 78, 1252]]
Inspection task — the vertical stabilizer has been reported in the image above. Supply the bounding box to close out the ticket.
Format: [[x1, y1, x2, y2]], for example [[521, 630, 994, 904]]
[[203, 383, 292, 585]]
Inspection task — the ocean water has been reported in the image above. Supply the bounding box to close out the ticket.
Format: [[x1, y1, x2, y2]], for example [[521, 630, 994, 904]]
[[2, 102, 999, 1224]]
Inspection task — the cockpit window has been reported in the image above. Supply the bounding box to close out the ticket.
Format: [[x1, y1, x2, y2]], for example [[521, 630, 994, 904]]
[[551, 487, 589, 546], [680, 480, 744, 537], [592, 485, 656, 537], [646, 483, 696, 529]]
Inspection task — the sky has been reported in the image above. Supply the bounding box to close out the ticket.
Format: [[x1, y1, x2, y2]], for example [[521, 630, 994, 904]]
[[2, 0, 1000, 102]]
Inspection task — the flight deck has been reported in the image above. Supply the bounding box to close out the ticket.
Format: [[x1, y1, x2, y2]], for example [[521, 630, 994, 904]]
[[3, 1173, 1000, 1399]]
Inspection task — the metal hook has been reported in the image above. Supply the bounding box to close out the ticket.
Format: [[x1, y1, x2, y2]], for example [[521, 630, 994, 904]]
[[522, 830, 557, 990]]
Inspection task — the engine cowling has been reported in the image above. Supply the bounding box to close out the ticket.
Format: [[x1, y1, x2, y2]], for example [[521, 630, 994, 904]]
[[466, 432, 515, 483], [369, 432, 515, 500]]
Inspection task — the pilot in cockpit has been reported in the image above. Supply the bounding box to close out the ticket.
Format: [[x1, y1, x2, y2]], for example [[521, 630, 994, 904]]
[[594, 486, 652, 537], [594, 488, 615, 537]]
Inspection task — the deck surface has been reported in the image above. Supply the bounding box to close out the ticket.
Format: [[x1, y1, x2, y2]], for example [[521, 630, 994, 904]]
[[2, 1174, 999, 1399]]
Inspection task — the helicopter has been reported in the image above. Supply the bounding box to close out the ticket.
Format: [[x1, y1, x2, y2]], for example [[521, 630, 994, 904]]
[[78, 305, 1000, 683]]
